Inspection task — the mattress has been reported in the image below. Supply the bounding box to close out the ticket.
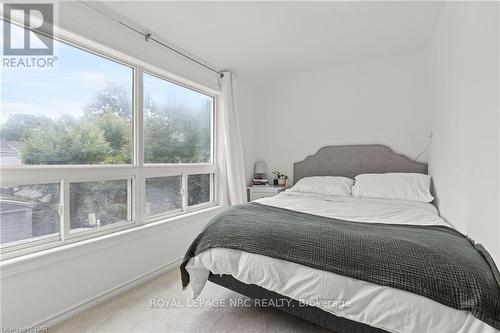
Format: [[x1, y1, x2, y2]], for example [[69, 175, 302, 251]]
[[184, 192, 499, 333]]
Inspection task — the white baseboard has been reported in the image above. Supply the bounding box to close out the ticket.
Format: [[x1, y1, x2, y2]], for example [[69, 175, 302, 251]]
[[35, 258, 182, 329]]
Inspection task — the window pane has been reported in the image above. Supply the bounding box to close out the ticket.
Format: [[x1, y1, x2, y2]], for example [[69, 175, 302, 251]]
[[143, 73, 213, 163], [188, 174, 211, 206], [1, 23, 133, 165], [145, 176, 182, 217], [0, 183, 60, 246], [70, 180, 129, 232]]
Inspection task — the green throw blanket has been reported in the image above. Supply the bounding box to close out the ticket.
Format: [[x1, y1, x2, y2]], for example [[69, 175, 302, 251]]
[[181, 203, 500, 330]]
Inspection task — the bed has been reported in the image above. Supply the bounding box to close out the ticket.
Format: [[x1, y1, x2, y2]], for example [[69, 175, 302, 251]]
[[181, 145, 500, 333]]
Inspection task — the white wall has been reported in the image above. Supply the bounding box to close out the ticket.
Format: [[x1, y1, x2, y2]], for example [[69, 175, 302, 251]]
[[252, 52, 431, 182], [427, 2, 500, 264]]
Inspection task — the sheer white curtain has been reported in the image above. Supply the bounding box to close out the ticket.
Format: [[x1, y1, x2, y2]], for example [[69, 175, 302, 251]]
[[217, 72, 247, 205]]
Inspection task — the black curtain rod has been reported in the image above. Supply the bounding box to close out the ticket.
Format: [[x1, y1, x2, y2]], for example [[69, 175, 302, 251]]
[[118, 21, 224, 79], [79, 1, 224, 79]]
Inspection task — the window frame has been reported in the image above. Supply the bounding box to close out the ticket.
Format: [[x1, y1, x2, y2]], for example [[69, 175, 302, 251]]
[[142, 69, 216, 166], [0, 18, 220, 260], [144, 174, 184, 221], [0, 179, 62, 252], [66, 175, 135, 237], [186, 173, 215, 209]]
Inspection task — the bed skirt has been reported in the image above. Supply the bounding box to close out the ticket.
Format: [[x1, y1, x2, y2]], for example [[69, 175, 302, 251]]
[[208, 272, 388, 333]]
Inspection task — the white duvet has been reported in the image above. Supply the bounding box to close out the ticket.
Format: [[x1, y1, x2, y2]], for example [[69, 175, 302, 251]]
[[185, 192, 499, 333]]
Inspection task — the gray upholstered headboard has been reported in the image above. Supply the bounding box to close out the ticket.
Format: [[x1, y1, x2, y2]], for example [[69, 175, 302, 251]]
[[293, 145, 427, 184]]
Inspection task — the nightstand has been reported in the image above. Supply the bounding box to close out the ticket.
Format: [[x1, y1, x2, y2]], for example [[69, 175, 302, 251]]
[[248, 186, 287, 201]]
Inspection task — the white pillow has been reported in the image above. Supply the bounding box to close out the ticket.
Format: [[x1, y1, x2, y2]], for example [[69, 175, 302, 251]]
[[351, 173, 434, 203], [290, 176, 354, 197]]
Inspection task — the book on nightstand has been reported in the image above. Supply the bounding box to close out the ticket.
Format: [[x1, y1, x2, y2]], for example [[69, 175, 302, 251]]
[[252, 178, 269, 186]]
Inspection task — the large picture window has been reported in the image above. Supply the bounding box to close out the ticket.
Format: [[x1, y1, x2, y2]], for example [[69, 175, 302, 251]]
[[143, 73, 213, 164], [1, 38, 133, 166], [0, 20, 218, 258]]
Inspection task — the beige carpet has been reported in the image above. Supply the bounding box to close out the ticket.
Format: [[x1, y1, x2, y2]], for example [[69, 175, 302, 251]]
[[50, 269, 331, 333]]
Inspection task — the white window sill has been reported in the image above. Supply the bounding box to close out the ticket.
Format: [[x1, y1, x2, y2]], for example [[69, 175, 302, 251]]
[[0, 204, 223, 277]]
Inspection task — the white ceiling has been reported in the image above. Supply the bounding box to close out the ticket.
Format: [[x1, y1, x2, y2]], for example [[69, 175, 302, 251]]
[[102, 1, 443, 84]]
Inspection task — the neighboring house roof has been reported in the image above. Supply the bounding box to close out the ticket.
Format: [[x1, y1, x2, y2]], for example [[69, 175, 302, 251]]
[[0, 141, 21, 155], [0, 199, 35, 208]]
